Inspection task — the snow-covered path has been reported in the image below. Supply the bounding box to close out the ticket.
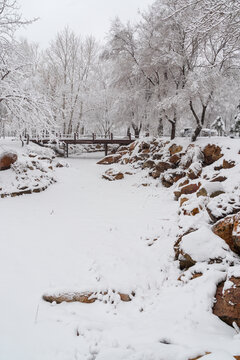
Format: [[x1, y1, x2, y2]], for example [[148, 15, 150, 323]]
[[0, 141, 239, 360]]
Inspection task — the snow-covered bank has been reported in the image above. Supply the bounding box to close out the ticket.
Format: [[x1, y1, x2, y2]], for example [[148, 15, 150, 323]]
[[0, 138, 240, 360]]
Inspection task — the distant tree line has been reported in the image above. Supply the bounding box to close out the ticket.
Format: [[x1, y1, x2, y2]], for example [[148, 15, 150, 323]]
[[2, 0, 240, 141]]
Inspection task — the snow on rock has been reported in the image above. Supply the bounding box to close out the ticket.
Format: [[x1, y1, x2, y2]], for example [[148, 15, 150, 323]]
[[203, 144, 223, 165], [180, 226, 230, 263], [213, 277, 240, 327], [212, 212, 240, 255], [0, 141, 60, 198], [207, 193, 240, 222], [0, 151, 17, 170], [102, 168, 124, 181], [43, 290, 135, 304]]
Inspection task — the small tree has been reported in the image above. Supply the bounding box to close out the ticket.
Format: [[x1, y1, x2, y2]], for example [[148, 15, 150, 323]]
[[211, 116, 225, 136], [231, 105, 240, 137]]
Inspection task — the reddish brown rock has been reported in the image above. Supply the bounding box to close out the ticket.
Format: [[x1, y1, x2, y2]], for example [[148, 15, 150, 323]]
[[43, 290, 135, 304], [180, 197, 189, 207], [180, 183, 201, 196], [152, 153, 163, 160], [155, 161, 172, 173], [142, 159, 155, 169], [210, 190, 225, 198], [179, 179, 189, 188], [162, 171, 186, 188], [188, 353, 211, 360], [197, 187, 208, 197], [121, 157, 130, 164], [149, 161, 173, 179], [187, 162, 202, 180], [139, 141, 150, 152], [174, 190, 181, 200], [169, 144, 183, 155], [179, 251, 196, 270], [223, 159, 235, 169], [169, 154, 181, 165], [56, 162, 64, 168], [174, 230, 197, 270], [129, 156, 142, 164], [232, 212, 240, 254], [190, 272, 203, 280], [183, 207, 200, 216], [212, 213, 240, 255], [210, 176, 227, 183], [203, 144, 223, 165], [97, 154, 122, 165], [102, 169, 124, 181], [141, 148, 150, 154], [213, 277, 240, 327], [0, 152, 17, 170]]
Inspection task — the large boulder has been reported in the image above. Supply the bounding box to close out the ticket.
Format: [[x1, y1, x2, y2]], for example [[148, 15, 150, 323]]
[[213, 277, 240, 327], [0, 152, 17, 170], [207, 193, 240, 223], [203, 144, 223, 165], [212, 212, 240, 255], [175, 227, 228, 269], [180, 144, 204, 169]]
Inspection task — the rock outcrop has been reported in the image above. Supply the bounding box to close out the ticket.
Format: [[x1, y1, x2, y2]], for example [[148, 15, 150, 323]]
[[212, 212, 240, 255], [43, 290, 135, 304], [0, 151, 17, 170], [213, 277, 240, 327], [203, 144, 223, 165]]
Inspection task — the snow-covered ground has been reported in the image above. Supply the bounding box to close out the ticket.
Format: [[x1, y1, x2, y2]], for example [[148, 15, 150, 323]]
[[0, 139, 239, 360]]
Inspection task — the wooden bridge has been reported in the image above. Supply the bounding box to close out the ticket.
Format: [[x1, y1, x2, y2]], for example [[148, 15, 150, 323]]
[[29, 133, 135, 157]]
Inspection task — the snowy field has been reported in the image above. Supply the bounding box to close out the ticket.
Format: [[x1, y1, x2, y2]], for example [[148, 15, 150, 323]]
[[0, 139, 239, 360]]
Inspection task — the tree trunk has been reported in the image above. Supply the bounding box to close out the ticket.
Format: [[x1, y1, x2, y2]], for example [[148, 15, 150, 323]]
[[132, 122, 142, 138], [190, 95, 211, 142], [192, 124, 202, 142], [157, 117, 163, 137], [170, 121, 176, 140]]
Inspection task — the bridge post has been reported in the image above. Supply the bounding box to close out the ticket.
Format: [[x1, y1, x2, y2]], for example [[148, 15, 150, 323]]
[[104, 143, 108, 156], [74, 132, 76, 143], [128, 133, 132, 141], [110, 133, 113, 140]]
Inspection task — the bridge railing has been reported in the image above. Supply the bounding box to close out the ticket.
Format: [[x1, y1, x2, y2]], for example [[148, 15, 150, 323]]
[[29, 132, 135, 141]]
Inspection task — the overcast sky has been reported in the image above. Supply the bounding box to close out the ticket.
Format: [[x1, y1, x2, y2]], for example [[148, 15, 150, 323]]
[[17, 0, 152, 48]]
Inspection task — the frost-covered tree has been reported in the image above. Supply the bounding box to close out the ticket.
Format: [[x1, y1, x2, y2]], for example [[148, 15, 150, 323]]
[[230, 104, 240, 137], [41, 27, 98, 134], [0, 1, 54, 136], [211, 116, 225, 136]]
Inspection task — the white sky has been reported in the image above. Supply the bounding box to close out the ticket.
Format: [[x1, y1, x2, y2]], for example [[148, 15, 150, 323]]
[[17, 0, 152, 48]]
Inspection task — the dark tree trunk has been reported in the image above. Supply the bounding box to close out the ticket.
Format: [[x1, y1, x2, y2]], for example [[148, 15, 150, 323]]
[[170, 121, 176, 140], [157, 117, 163, 137], [190, 94, 212, 142], [132, 122, 142, 138], [192, 124, 202, 142]]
